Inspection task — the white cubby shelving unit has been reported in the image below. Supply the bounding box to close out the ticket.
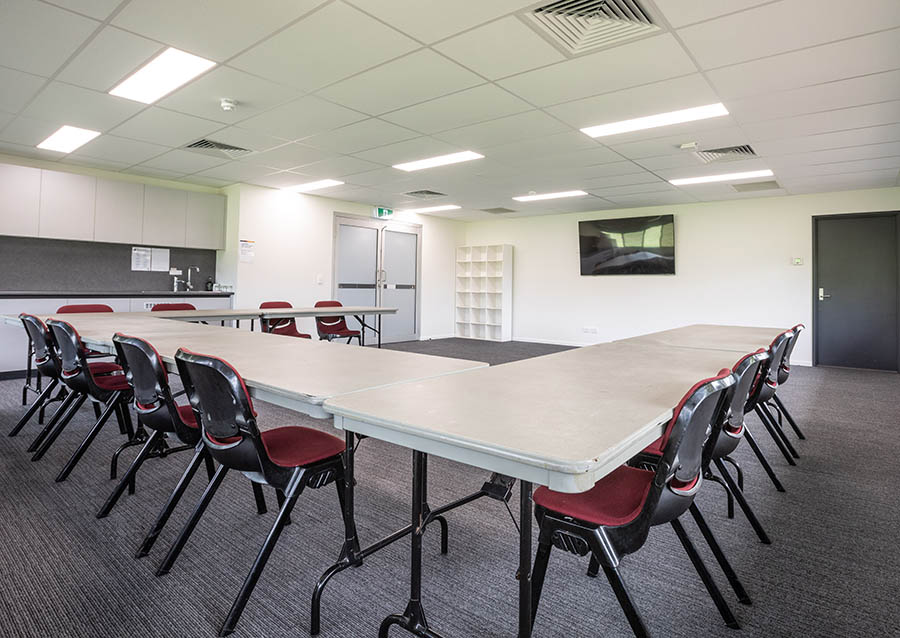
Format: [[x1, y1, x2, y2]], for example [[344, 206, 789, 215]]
[[455, 244, 513, 341]]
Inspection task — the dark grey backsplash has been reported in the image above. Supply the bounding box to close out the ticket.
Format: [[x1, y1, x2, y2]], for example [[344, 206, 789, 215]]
[[0, 235, 217, 292]]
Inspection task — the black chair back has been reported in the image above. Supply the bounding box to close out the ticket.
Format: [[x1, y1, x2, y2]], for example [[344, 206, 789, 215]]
[[46, 319, 95, 396], [708, 350, 768, 460], [20, 313, 61, 379], [778, 324, 804, 385], [749, 330, 792, 407]]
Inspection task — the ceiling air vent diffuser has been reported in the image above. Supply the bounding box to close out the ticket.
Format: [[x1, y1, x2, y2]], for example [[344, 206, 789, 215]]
[[694, 144, 757, 164], [481, 207, 516, 214], [183, 138, 253, 159], [527, 0, 660, 56], [404, 189, 447, 199], [731, 180, 780, 193]]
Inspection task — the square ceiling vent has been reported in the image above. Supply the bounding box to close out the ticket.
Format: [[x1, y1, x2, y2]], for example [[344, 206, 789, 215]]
[[526, 0, 660, 56], [732, 180, 780, 192], [694, 145, 757, 164], [481, 207, 517, 214], [183, 138, 253, 160]]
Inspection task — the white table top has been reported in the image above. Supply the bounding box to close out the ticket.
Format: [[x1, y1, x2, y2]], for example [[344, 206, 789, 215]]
[[145, 306, 398, 321], [619, 324, 788, 353]]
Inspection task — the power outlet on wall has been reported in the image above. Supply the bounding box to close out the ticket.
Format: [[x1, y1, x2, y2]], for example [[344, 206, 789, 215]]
[[583, 326, 599, 335]]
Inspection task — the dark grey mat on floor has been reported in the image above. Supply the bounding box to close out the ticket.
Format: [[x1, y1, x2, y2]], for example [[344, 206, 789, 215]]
[[1, 340, 898, 637]]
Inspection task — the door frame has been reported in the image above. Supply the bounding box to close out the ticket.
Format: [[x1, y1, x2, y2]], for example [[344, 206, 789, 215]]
[[811, 210, 900, 368], [332, 213, 423, 343]]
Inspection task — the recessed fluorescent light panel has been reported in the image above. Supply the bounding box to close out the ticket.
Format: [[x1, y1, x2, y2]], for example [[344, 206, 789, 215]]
[[36, 125, 101, 153], [669, 169, 774, 186], [393, 151, 483, 172], [581, 103, 729, 138], [110, 47, 216, 104], [513, 190, 588, 202], [398, 205, 461, 214], [286, 179, 344, 193]]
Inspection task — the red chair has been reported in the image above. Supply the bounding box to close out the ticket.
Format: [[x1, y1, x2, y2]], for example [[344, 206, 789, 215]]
[[151, 303, 197, 311], [260, 301, 311, 339], [314, 301, 361, 344], [57, 304, 114, 314]]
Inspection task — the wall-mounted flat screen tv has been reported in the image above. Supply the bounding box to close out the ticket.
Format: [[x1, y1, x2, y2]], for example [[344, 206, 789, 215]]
[[579, 214, 675, 275]]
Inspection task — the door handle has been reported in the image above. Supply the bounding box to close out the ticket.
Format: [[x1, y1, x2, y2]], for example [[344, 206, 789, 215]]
[[818, 287, 831, 301]]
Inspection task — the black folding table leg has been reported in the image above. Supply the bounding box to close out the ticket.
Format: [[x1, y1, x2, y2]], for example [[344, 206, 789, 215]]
[[518, 481, 533, 638], [671, 518, 739, 629], [56, 391, 122, 482], [136, 444, 207, 558], [9, 378, 58, 437], [97, 429, 164, 518], [219, 477, 304, 637], [773, 394, 805, 439], [689, 503, 751, 604], [759, 403, 799, 459], [714, 459, 771, 545], [753, 406, 796, 466], [743, 425, 785, 492], [530, 541, 552, 627], [157, 464, 229, 576], [31, 393, 86, 460]]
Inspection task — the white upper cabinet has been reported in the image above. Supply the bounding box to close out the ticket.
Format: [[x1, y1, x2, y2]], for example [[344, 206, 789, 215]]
[[0, 164, 41, 237], [185, 191, 226, 250], [94, 178, 144, 244], [142, 185, 187, 247], [39, 170, 96, 241]]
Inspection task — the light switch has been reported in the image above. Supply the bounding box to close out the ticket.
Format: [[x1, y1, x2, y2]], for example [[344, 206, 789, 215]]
[[792, 257, 803, 266], [316, 273, 323, 285]]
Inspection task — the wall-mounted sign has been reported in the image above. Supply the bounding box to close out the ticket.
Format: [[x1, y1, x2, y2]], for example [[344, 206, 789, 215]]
[[239, 239, 255, 263], [373, 206, 393, 219]]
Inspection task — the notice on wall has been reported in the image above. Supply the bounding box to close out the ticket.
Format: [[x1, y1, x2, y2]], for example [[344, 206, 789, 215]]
[[151, 248, 170, 272], [239, 239, 255, 263], [131, 246, 152, 271]]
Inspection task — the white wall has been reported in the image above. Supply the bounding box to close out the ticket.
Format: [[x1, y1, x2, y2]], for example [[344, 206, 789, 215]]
[[464, 187, 900, 365], [217, 184, 463, 339]]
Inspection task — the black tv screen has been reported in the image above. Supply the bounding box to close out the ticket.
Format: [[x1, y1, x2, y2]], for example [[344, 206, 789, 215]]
[[579, 215, 675, 275]]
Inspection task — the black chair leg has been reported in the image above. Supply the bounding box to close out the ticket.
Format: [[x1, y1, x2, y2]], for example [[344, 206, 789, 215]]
[[689, 503, 751, 605], [753, 406, 796, 466], [587, 554, 600, 577], [714, 458, 771, 545], [773, 394, 805, 440], [136, 446, 208, 559], [600, 561, 651, 638], [252, 482, 267, 515], [9, 378, 58, 437], [30, 393, 86, 460], [529, 541, 553, 627], [219, 482, 303, 637], [55, 392, 122, 482], [671, 518, 739, 629], [97, 429, 164, 519], [28, 390, 79, 452], [759, 403, 799, 459], [156, 464, 229, 575], [275, 489, 292, 525], [92, 401, 102, 421], [204, 452, 216, 481], [111, 424, 148, 481], [721, 456, 744, 491], [704, 471, 735, 519], [743, 425, 785, 492]]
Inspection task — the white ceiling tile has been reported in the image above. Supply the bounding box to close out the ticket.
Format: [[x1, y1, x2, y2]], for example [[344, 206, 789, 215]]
[[586, 181, 675, 198], [300, 119, 419, 154], [655, 157, 771, 181], [433, 110, 568, 149], [0, 0, 99, 76], [294, 155, 384, 178], [767, 142, 900, 168], [56, 26, 163, 93], [43, 0, 122, 21], [498, 34, 697, 107], [634, 154, 703, 170], [349, 0, 538, 43], [606, 190, 698, 206], [181, 175, 231, 188], [69, 134, 169, 165], [343, 167, 418, 188], [237, 96, 367, 142], [517, 147, 627, 172], [780, 169, 900, 193], [158, 67, 301, 124], [127, 166, 188, 179], [774, 156, 900, 178], [241, 142, 332, 170], [653, 0, 772, 29], [0, 115, 68, 146], [0, 67, 46, 113], [60, 155, 130, 171], [483, 131, 606, 164], [546, 74, 719, 129], [109, 107, 223, 146], [0, 140, 65, 161], [0, 111, 13, 130], [609, 125, 750, 159], [707, 29, 900, 100], [728, 70, 900, 125], [354, 136, 462, 165], [581, 172, 668, 189], [194, 161, 279, 182], [230, 2, 419, 91], [743, 101, 900, 141], [318, 50, 483, 116], [199, 127, 284, 153], [140, 149, 229, 174], [113, 0, 329, 61], [22, 82, 143, 131], [247, 170, 315, 189], [433, 16, 565, 79], [381, 84, 532, 134], [678, 0, 900, 70], [752, 124, 900, 156]]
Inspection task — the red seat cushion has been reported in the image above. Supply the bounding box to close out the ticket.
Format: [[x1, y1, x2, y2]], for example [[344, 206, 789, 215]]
[[533, 465, 654, 527], [93, 373, 131, 391], [272, 325, 312, 339], [324, 328, 360, 337], [260, 426, 344, 468], [176, 404, 198, 428], [641, 436, 664, 456], [88, 362, 122, 376]]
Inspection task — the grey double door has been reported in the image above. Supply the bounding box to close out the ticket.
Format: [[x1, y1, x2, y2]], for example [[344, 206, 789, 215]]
[[333, 214, 421, 344]]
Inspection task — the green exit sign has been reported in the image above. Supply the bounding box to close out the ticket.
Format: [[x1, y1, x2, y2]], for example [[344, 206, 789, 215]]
[[374, 206, 393, 218]]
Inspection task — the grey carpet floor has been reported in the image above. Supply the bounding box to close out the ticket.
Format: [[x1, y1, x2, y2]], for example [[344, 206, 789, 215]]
[[0, 338, 898, 637]]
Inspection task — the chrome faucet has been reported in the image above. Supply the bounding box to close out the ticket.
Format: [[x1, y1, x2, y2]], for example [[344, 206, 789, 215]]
[[186, 265, 200, 291], [172, 276, 185, 292]]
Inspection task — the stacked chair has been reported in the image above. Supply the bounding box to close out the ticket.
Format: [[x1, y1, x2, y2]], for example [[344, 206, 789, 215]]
[[314, 300, 361, 344]]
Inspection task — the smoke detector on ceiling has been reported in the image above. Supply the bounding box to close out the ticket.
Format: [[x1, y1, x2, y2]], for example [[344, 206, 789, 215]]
[[220, 98, 237, 112]]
